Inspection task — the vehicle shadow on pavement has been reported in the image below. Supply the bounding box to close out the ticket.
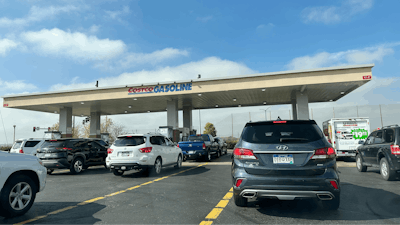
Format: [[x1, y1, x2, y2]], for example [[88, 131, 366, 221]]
[[119, 166, 210, 179], [245, 182, 400, 221], [0, 201, 105, 224]]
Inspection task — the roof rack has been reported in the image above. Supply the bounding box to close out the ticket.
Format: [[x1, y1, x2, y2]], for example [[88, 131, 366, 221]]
[[382, 124, 399, 129]]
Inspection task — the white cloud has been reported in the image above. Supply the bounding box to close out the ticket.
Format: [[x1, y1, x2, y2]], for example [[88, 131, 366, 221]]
[[301, 0, 373, 24], [21, 28, 126, 61], [256, 23, 275, 37], [119, 48, 189, 68], [105, 6, 130, 22], [286, 44, 397, 70], [0, 78, 37, 93], [196, 16, 213, 22], [0, 38, 18, 56], [50, 56, 256, 91], [89, 25, 100, 34], [0, 5, 81, 27]]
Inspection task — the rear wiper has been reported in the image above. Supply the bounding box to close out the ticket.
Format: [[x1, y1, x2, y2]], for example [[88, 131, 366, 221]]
[[125, 144, 137, 146], [280, 138, 308, 142]]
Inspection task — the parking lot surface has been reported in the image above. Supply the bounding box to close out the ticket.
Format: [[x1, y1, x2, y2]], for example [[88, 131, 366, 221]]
[[1, 151, 400, 224]]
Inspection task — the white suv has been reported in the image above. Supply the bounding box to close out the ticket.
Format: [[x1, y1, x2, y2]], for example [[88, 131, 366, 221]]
[[10, 139, 46, 156], [0, 151, 46, 218], [106, 133, 183, 176]]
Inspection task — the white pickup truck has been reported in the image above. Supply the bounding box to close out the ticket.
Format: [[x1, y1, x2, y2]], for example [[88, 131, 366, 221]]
[[0, 151, 47, 218], [322, 118, 370, 158]]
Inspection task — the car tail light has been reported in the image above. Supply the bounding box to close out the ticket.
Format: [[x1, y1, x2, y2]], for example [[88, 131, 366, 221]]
[[107, 148, 113, 154], [19, 149, 24, 153], [233, 148, 257, 159], [177, 144, 180, 148], [50, 140, 57, 142], [329, 180, 339, 190], [273, 121, 287, 123], [391, 145, 400, 155], [202, 143, 206, 150], [62, 147, 72, 151], [235, 179, 244, 187], [311, 147, 336, 159], [139, 147, 152, 153]]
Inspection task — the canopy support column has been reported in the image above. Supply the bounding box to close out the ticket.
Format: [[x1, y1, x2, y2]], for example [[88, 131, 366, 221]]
[[59, 107, 72, 138]]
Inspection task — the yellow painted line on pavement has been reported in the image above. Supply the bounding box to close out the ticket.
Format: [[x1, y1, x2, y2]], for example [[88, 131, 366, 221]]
[[200, 187, 233, 225], [15, 163, 208, 225]]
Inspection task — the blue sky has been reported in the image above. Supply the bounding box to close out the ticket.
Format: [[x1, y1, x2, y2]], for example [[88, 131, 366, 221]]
[[0, 0, 399, 143]]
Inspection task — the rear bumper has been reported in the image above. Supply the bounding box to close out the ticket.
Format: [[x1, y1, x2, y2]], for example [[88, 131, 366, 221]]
[[41, 158, 70, 169], [182, 150, 207, 159], [109, 163, 147, 171], [238, 189, 336, 201], [337, 150, 356, 157]]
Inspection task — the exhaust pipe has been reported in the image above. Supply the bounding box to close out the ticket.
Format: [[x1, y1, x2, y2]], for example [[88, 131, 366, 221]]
[[317, 194, 333, 200], [242, 192, 257, 199]]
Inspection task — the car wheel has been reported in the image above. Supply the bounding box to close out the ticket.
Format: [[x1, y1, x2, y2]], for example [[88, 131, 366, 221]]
[[175, 155, 182, 169], [112, 169, 124, 176], [0, 175, 37, 218], [233, 189, 247, 207], [322, 193, 340, 210], [356, 154, 367, 172], [204, 151, 211, 162], [150, 157, 162, 175], [104, 164, 108, 169], [380, 158, 395, 181], [216, 150, 221, 158], [47, 169, 54, 175], [70, 157, 84, 174]]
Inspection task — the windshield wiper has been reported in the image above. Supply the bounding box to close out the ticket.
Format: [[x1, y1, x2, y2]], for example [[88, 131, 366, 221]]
[[280, 138, 308, 142]]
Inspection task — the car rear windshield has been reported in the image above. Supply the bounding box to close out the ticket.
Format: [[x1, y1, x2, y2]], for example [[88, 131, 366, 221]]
[[188, 135, 210, 142], [42, 140, 68, 148], [12, 141, 23, 149], [114, 136, 145, 146], [24, 141, 41, 147], [241, 123, 324, 144]]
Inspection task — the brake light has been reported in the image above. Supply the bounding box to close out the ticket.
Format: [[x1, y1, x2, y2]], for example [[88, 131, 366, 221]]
[[233, 148, 257, 159], [329, 180, 339, 190], [107, 148, 113, 154], [202, 143, 206, 150], [19, 149, 24, 153], [235, 179, 244, 187], [311, 147, 336, 159], [62, 147, 72, 151], [273, 121, 287, 123], [391, 145, 400, 155], [177, 143, 180, 148], [127, 136, 132, 137], [50, 140, 57, 142], [139, 147, 152, 153]]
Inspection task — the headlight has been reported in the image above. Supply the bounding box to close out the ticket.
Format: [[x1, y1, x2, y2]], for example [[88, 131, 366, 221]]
[[37, 158, 43, 166]]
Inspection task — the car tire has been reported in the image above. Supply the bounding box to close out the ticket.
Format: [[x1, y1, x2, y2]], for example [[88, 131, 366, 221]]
[[175, 155, 182, 169], [104, 164, 108, 169], [70, 157, 84, 174], [356, 154, 367, 172], [204, 151, 211, 162], [149, 157, 162, 175], [322, 193, 340, 210], [112, 169, 124, 176], [380, 157, 395, 181], [47, 169, 54, 175], [0, 175, 37, 218], [233, 189, 247, 207], [216, 150, 221, 158]]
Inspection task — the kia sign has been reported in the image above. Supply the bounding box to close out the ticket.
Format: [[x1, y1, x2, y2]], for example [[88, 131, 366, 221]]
[[128, 83, 192, 95]]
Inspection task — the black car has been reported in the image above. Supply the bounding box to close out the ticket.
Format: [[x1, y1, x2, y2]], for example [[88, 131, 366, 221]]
[[231, 119, 340, 209], [37, 139, 108, 174], [356, 125, 400, 181]]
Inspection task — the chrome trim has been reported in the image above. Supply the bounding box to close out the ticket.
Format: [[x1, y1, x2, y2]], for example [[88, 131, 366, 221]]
[[240, 189, 335, 200], [252, 151, 314, 154]]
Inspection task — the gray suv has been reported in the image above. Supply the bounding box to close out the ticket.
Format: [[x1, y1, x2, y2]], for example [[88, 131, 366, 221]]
[[232, 119, 340, 209]]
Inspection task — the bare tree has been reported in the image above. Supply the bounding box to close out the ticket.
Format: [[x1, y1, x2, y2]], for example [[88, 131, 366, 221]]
[[50, 122, 82, 138]]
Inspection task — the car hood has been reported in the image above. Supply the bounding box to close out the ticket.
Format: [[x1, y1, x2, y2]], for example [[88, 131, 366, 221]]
[[0, 151, 38, 162]]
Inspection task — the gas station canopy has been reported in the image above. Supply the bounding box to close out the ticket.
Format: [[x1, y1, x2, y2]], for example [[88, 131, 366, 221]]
[[2, 64, 374, 116]]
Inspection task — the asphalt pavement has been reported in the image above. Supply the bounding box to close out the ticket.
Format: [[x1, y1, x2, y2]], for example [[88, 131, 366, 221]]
[[1, 151, 400, 224]]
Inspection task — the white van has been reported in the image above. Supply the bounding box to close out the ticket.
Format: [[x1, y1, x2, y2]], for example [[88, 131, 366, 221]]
[[10, 139, 46, 156]]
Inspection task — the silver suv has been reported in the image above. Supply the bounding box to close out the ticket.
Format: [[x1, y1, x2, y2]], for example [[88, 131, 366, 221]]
[[10, 139, 46, 156]]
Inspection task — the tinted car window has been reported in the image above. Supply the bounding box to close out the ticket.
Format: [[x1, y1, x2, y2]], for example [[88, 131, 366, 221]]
[[241, 123, 324, 144], [365, 133, 375, 145], [12, 141, 23, 149], [188, 135, 210, 141], [384, 129, 395, 143], [24, 141, 40, 147], [97, 140, 108, 146], [150, 136, 165, 145], [114, 136, 145, 147], [42, 140, 67, 148], [374, 131, 383, 144], [91, 142, 103, 149]]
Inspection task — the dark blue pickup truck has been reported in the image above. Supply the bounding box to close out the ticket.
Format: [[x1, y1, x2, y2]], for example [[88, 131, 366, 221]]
[[178, 134, 220, 161]]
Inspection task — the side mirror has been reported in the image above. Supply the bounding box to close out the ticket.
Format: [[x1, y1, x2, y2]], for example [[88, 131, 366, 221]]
[[358, 140, 365, 145]]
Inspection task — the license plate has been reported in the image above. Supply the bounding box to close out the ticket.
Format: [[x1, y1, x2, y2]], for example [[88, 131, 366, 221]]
[[188, 151, 195, 154], [120, 152, 131, 157], [273, 154, 294, 164]]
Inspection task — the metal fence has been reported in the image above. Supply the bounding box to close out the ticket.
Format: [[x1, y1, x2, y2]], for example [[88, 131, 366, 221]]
[[213, 104, 400, 138]]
